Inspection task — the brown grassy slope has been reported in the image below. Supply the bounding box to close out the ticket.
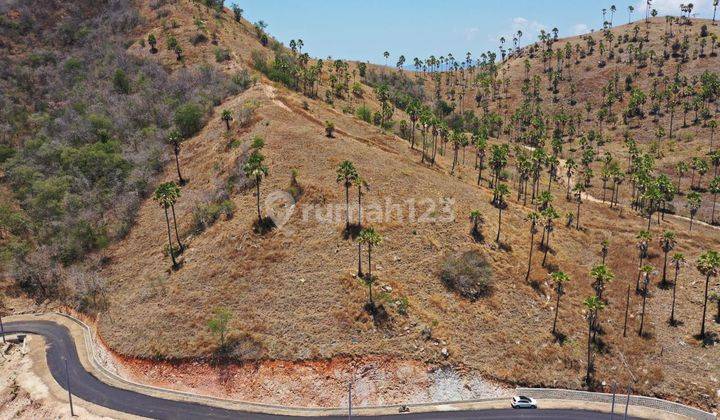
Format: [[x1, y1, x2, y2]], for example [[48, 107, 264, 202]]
[[417, 17, 720, 222], [94, 4, 720, 410]]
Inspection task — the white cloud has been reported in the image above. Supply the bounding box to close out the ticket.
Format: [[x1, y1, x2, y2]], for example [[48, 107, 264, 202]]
[[511, 17, 547, 37], [572, 23, 590, 35], [634, 0, 714, 17], [465, 27, 480, 41]]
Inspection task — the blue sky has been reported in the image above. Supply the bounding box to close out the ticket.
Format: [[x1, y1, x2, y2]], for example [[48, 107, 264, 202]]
[[231, 0, 717, 64]]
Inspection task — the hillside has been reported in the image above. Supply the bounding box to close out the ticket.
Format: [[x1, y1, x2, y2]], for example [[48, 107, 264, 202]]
[[1, 0, 719, 413], [408, 17, 720, 225]]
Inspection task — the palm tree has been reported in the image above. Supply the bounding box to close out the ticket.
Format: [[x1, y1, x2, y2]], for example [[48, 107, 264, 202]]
[[590, 264, 614, 302], [686, 191, 702, 231], [474, 134, 488, 185], [565, 158, 577, 200], [635, 230, 651, 292], [336, 161, 358, 231], [525, 211, 540, 282], [153, 182, 181, 268], [166, 182, 183, 253], [572, 183, 585, 230], [450, 130, 462, 174], [353, 176, 368, 276], [541, 206, 559, 267], [659, 231, 676, 287], [167, 129, 185, 185], [600, 240, 610, 265], [489, 144, 509, 189], [358, 227, 383, 306], [493, 184, 510, 243], [583, 295, 605, 385], [221, 109, 233, 131], [551, 271, 570, 335], [670, 253, 685, 325], [406, 103, 419, 149], [148, 34, 157, 53], [243, 150, 269, 223], [709, 176, 720, 225], [697, 251, 720, 338], [628, 5, 635, 23], [638, 264, 654, 336]]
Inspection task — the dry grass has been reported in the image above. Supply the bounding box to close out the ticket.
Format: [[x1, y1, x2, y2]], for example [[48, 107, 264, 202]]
[[87, 3, 720, 411]]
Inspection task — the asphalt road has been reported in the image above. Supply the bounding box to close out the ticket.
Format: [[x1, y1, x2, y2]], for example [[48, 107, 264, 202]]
[[6, 320, 622, 419]]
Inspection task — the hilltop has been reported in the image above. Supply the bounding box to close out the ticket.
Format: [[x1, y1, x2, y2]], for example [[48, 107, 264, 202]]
[[1, 0, 719, 412]]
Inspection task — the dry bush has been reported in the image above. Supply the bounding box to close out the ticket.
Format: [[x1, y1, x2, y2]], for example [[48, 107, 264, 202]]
[[440, 251, 494, 301]]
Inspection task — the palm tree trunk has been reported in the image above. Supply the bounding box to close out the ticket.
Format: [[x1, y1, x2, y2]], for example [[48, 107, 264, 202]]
[[670, 266, 679, 324], [357, 243, 363, 277], [542, 231, 551, 266], [586, 317, 593, 384], [256, 179, 262, 221], [525, 230, 535, 281], [367, 246, 372, 278], [451, 148, 458, 174], [623, 285, 630, 337], [357, 186, 362, 226], [495, 208, 502, 243], [662, 251, 669, 285], [639, 283, 648, 336], [410, 122, 416, 149], [164, 207, 177, 267], [552, 290, 561, 334], [345, 185, 350, 230], [171, 204, 183, 251], [576, 200, 581, 229], [174, 150, 184, 184], [700, 273, 710, 337]]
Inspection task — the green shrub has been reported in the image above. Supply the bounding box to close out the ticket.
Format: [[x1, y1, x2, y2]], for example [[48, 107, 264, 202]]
[[166, 35, 178, 50], [356, 105, 372, 123], [192, 199, 236, 233], [191, 32, 208, 45], [174, 102, 204, 138], [0, 144, 16, 163], [0, 205, 29, 236], [113, 68, 131, 94], [440, 251, 493, 300], [215, 48, 231, 63], [232, 70, 254, 90]]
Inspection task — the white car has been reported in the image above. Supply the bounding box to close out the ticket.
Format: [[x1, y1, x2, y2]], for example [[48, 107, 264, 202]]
[[511, 395, 537, 408]]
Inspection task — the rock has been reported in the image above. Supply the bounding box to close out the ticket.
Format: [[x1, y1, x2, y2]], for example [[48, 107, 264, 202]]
[[382, 285, 393, 292], [421, 327, 432, 340], [393, 256, 401, 262], [441, 347, 449, 358]]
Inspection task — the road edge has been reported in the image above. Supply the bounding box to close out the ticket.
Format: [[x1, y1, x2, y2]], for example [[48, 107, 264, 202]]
[[5, 312, 715, 419]]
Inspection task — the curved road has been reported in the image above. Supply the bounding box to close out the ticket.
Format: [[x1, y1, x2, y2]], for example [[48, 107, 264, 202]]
[[6, 320, 620, 419]]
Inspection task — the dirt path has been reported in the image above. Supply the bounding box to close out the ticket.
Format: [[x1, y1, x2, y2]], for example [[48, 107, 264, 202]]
[[519, 144, 720, 232]]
